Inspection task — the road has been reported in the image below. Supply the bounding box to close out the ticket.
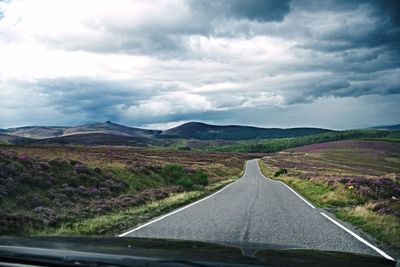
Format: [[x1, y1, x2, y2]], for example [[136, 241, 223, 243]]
[[120, 159, 391, 258]]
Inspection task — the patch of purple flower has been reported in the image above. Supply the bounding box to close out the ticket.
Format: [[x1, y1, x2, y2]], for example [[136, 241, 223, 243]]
[[37, 162, 51, 170], [17, 155, 33, 165], [33, 207, 60, 226], [344, 177, 400, 199], [60, 184, 75, 197], [74, 164, 90, 174]]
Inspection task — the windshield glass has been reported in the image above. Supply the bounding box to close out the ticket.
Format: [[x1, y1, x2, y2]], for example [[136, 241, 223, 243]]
[[0, 0, 399, 264]]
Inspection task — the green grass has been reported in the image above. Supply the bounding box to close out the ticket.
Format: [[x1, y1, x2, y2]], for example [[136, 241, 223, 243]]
[[109, 167, 164, 192], [258, 160, 358, 208], [30, 177, 240, 236], [335, 205, 400, 251]]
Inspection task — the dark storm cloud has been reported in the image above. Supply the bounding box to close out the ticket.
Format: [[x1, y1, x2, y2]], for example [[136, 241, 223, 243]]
[[34, 78, 156, 122], [189, 0, 291, 22], [295, 0, 400, 52], [36, 1, 292, 56], [25, 0, 400, 58]]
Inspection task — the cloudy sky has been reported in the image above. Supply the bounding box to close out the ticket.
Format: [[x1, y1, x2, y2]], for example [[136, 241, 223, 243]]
[[0, 0, 399, 129]]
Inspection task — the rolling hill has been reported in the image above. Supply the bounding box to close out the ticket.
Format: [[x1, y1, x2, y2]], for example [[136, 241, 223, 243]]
[[2, 121, 397, 148], [63, 121, 161, 138], [2, 121, 161, 139], [0, 133, 33, 145], [161, 122, 331, 140], [1, 126, 66, 139], [369, 124, 400, 131], [30, 132, 166, 146]]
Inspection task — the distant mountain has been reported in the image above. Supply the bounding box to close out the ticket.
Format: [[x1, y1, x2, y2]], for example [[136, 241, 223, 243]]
[[0, 121, 334, 146], [2, 121, 161, 139], [369, 124, 400, 131], [31, 132, 166, 146], [2, 126, 66, 139], [63, 121, 161, 138], [161, 122, 332, 140]]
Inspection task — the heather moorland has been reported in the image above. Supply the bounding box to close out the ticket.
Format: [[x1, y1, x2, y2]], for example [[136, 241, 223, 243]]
[[0, 145, 255, 235]]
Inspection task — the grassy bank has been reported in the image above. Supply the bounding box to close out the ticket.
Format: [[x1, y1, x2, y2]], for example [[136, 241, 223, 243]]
[[258, 148, 400, 255]]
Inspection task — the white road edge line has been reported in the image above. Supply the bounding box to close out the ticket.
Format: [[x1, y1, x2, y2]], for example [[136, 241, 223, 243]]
[[277, 181, 316, 209], [118, 164, 248, 237], [256, 160, 315, 209], [320, 212, 394, 261]]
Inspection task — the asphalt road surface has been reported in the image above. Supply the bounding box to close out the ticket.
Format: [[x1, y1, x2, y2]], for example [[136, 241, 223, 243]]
[[121, 159, 391, 258]]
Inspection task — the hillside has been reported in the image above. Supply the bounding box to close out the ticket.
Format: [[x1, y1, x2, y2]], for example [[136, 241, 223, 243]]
[[162, 122, 331, 140], [2, 121, 398, 148], [31, 132, 168, 147], [369, 124, 400, 131], [2, 126, 66, 139], [63, 121, 161, 138], [0, 133, 33, 145], [2, 121, 161, 139]]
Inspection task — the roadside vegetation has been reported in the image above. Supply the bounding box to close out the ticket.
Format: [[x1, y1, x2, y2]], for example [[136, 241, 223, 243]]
[[206, 130, 400, 153], [31, 177, 239, 236], [0, 145, 250, 235], [258, 140, 400, 253]]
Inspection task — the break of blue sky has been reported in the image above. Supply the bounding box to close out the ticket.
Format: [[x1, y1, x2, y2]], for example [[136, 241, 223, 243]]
[[0, 0, 399, 129]]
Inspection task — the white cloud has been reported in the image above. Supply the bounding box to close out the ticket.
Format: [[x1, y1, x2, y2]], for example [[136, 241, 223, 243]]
[[142, 120, 192, 130], [124, 92, 213, 118]]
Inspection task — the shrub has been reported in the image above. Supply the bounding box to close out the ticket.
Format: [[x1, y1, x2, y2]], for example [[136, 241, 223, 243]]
[[0, 185, 7, 197], [74, 165, 90, 174], [344, 177, 400, 199], [68, 176, 80, 187], [193, 171, 208, 186], [69, 160, 81, 166], [177, 146, 191, 151], [176, 176, 193, 189], [17, 155, 33, 166], [48, 159, 69, 168], [160, 164, 186, 185], [37, 162, 51, 170], [274, 168, 288, 177], [33, 176, 53, 189]]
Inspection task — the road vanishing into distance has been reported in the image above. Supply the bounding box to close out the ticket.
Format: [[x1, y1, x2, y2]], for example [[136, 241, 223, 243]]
[[120, 159, 391, 259]]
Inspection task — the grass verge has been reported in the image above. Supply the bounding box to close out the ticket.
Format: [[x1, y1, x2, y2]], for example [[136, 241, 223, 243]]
[[258, 160, 358, 208], [335, 205, 400, 251], [258, 159, 400, 255]]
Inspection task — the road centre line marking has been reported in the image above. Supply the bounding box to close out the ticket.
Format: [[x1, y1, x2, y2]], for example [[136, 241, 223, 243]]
[[320, 212, 394, 261]]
